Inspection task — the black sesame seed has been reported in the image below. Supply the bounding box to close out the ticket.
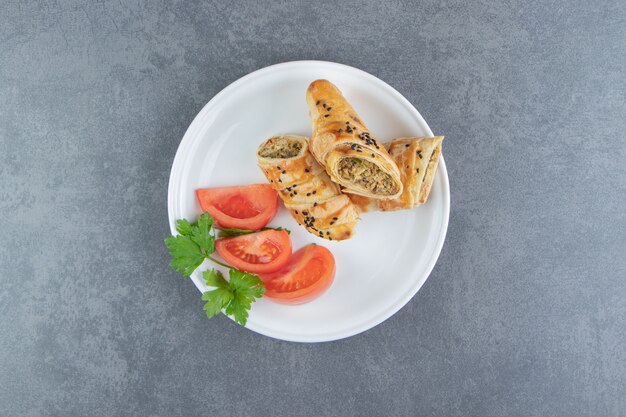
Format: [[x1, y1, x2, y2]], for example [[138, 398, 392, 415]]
[[371, 153, 375, 157], [304, 168, 310, 173], [329, 221, 335, 225], [312, 190, 316, 194], [405, 144, 410, 148], [295, 210, 298, 214], [416, 168, 420, 173], [327, 107, 332, 111], [338, 129, 342, 133], [357, 149, 362, 152], [351, 144, 356, 150], [282, 170, 286, 174], [323, 103, 326, 108], [290, 193, 293, 197], [306, 192, 311, 196], [278, 179, 282, 182], [276, 166, 281, 170], [316, 100, 320, 105], [324, 114, 330, 117], [326, 231, 330, 235], [333, 217, 338, 220], [313, 202, 318, 207], [293, 191, 297, 195]]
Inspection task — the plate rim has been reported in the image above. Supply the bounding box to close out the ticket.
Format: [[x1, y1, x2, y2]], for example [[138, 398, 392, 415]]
[[167, 60, 450, 343]]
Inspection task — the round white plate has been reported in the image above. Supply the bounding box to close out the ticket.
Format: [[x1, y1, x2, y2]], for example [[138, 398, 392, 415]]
[[168, 61, 449, 342]]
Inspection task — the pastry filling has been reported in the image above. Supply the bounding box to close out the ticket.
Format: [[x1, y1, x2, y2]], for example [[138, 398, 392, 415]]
[[337, 157, 398, 195], [258, 137, 303, 159]]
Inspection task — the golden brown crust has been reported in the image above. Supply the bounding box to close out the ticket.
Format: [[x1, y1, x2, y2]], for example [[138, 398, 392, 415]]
[[347, 194, 378, 213], [257, 135, 359, 241], [418, 138, 443, 205], [306, 80, 403, 199], [350, 136, 444, 212]]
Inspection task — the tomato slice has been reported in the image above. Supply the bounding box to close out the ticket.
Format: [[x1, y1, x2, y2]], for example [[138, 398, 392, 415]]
[[215, 230, 291, 274], [196, 184, 278, 230], [258, 244, 335, 304]]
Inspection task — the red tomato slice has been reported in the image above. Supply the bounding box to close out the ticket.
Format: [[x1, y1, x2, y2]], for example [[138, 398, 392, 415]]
[[215, 230, 291, 274], [196, 184, 278, 230], [258, 244, 335, 305]]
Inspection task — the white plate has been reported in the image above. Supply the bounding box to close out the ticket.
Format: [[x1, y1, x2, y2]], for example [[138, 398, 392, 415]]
[[168, 61, 449, 342]]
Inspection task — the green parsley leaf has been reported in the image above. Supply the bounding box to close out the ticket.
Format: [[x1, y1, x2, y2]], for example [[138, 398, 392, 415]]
[[217, 226, 291, 238], [190, 213, 215, 255], [203, 268, 228, 288], [165, 213, 215, 276], [229, 269, 266, 297], [217, 227, 256, 238], [164, 234, 205, 276], [225, 269, 265, 326], [224, 296, 251, 326], [202, 287, 233, 319], [200, 269, 265, 325], [175, 219, 193, 236]]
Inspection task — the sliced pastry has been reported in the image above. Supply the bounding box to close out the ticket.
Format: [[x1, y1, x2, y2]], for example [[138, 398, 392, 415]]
[[349, 136, 443, 212], [257, 135, 359, 241], [306, 79, 403, 200]]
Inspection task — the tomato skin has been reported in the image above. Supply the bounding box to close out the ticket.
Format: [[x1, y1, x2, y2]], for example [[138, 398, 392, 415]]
[[196, 184, 278, 230], [215, 230, 291, 274], [258, 245, 335, 305]]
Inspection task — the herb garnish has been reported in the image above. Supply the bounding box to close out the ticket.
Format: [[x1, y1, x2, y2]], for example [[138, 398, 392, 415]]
[[164, 213, 266, 326], [216, 226, 291, 238]]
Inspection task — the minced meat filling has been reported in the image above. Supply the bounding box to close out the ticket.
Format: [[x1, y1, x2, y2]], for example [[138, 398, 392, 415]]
[[337, 157, 398, 195], [258, 137, 303, 159]]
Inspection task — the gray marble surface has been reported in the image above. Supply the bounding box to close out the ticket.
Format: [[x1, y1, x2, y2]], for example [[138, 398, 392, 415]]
[[1, 0, 625, 416]]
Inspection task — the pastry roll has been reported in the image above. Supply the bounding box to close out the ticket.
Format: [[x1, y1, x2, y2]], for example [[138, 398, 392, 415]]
[[350, 136, 443, 212], [257, 135, 359, 241], [306, 80, 403, 200]]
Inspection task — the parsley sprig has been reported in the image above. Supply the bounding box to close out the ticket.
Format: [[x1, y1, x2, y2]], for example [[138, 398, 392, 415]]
[[217, 226, 291, 238], [164, 213, 265, 326], [202, 269, 265, 325]]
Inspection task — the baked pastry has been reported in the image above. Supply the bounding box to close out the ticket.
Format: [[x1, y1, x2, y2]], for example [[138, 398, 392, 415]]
[[306, 80, 403, 200], [350, 136, 443, 212], [257, 135, 359, 240]]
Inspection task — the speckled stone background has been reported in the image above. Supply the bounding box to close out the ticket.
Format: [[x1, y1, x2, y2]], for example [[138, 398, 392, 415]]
[[1, 0, 625, 416]]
